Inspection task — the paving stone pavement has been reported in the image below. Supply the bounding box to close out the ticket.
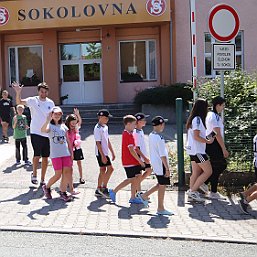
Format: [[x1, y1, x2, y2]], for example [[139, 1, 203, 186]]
[[0, 124, 256, 244]]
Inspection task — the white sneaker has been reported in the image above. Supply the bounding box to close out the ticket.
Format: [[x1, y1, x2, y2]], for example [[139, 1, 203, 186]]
[[199, 183, 209, 194], [208, 192, 226, 200], [188, 191, 205, 202]]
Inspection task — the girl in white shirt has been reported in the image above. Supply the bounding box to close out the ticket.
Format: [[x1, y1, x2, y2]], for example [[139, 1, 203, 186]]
[[186, 99, 213, 202]]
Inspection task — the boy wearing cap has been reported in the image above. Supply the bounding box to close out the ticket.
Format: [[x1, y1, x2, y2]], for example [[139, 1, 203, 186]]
[[12, 104, 31, 165], [137, 116, 174, 216], [133, 113, 152, 194], [94, 109, 115, 198], [109, 115, 145, 204]]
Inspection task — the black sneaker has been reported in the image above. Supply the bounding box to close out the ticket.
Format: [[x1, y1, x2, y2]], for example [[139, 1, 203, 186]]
[[31, 174, 38, 185], [95, 189, 102, 197], [60, 192, 72, 202], [238, 199, 250, 214], [100, 188, 109, 198], [239, 192, 245, 201]]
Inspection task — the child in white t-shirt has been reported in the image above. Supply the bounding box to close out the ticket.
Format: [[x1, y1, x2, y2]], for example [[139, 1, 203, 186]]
[[133, 113, 152, 194], [137, 116, 174, 216], [185, 99, 213, 202], [94, 109, 115, 198]]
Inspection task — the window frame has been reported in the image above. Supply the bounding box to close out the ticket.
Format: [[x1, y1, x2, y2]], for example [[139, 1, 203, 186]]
[[8, 45, 44, 87], [119, 39, 157, 82], [204, 31, 244, 78]]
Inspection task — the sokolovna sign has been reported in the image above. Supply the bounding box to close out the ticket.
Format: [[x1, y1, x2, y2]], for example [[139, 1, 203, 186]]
[[0, 0, 170, 31]]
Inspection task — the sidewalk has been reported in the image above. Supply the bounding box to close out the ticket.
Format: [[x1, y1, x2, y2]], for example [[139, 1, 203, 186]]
[[0, 124, 256, 244]]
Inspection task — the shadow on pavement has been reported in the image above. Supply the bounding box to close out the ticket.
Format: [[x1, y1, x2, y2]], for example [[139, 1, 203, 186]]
[[2, 163, 33, 174], [187, 197, 257, 222], [147, 215, 171, 229], [27, 198, 69, 220], [87, 197, 109, 213], [117, 204, 149, 219], [0, 186, 42, 205]]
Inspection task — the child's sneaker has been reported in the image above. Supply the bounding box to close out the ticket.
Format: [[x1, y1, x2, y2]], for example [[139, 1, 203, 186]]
[[42, 185, 52, 199], [157, 209, 174, 216], [136, 193, 149, 207], [100, 188, 109, 198], [238, 199, 250, 214], [187, 191, 205, 202], [109, 189, 116, 202], [95, 189, 102, 197], [15, 160, 21, 165], [79, 178, 85, 184], [199, 183, 209, 194], [60, 192, 72, 202], [208, 192, 226, 200], [24, 160, 32, 166], [129, 198, 143, 204], [31, 173, 38, 185]]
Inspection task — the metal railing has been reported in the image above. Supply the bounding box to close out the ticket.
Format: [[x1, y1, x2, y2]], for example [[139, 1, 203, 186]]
[[225, 105, 257, 172]]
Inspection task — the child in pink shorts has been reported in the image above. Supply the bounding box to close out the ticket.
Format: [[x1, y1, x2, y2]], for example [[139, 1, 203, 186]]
[[41, 106, 73, 202]]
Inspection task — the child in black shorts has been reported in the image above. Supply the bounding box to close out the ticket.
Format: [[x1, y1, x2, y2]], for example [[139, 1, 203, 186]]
[[94, 109, 115, 198], [109, 115, 145, 204], [138, 116, 174, 216]]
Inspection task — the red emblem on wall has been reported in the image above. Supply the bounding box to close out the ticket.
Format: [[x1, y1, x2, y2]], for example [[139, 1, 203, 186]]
[[146, 0, 167, 17], [0, 7, 9, 26]]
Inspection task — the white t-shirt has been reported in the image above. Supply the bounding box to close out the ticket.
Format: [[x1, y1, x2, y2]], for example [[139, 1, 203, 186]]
[[253, 135, 257, 167], [25, 96, 55, 138], [149, 131, 169, 175], [133, 128, 148, 160], [48, 123, 70, 159], [94, 123, 109, 156], [186, 116, 206, 155], [206, 111, 224, 138]]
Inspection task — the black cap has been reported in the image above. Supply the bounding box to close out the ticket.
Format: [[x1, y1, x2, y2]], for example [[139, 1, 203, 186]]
[[97, 109, 113, 117], [151, 116, 168, 126], [134, 112, 150, 121]]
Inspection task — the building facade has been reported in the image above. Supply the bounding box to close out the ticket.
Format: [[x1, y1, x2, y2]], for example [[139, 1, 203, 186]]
[[175, 0, 257, 84], [0, 0, 256, 104], [0, 0, 174, 104]]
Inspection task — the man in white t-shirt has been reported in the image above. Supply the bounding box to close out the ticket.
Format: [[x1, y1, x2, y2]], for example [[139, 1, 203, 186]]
[[12, 82, 55, 185]]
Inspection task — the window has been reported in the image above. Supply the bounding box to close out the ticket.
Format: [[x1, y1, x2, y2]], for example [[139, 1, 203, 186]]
[[60, 43, 102, 60], [119, 40, 157, 82], [9, 46, 43, 86], [204, 31, 243, 77]]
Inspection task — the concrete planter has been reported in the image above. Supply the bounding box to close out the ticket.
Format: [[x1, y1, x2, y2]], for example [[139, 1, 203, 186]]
[[141, 104, 188, 124]]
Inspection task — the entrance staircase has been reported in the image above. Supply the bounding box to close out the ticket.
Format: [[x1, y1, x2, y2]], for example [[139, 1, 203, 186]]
[[60, 103, 140, 124]]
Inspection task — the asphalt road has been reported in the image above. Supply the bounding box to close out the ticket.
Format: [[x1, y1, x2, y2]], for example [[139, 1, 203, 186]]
[[0, 231, 256, 257]]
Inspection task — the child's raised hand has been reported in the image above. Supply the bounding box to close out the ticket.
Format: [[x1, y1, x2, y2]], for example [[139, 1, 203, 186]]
[[12, 82, 24, 93], [46, 112, 52, 122], [13, 115, 17, 123], [74, 108, 80, 116]]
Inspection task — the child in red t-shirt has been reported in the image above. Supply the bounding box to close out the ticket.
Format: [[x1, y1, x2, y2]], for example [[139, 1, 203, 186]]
[[109, 115, 145, 204]]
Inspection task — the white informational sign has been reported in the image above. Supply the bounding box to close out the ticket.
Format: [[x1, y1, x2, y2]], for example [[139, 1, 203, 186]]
[[212, 43, 235, 70]]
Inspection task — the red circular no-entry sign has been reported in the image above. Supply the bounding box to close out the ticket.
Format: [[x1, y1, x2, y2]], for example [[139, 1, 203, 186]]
[[209, 4, 240, 42]]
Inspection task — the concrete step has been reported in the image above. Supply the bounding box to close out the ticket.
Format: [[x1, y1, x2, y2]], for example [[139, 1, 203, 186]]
[[60, 103, 140, 124]]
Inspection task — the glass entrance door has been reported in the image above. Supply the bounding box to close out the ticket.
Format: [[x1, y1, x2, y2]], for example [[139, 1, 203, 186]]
[[60, 43, 103, 104]]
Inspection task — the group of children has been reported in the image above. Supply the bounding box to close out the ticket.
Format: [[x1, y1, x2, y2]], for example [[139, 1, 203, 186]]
[[35, 106, 173, 215], [93, 110, 173, 215]]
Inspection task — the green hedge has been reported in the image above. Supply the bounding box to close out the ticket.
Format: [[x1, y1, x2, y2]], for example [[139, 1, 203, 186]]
[[133, 83, 193, 106]]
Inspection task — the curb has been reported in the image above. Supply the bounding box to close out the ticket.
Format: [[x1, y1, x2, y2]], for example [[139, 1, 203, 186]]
[[1, 226, 256, 245]]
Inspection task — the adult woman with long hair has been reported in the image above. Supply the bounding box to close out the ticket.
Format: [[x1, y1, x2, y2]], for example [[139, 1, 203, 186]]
[[201, 96, 228, 199], [186, 98, 213, 202]]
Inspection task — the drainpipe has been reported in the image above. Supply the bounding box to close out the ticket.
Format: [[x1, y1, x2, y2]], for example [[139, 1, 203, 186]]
[[170, 13, 173, 83]]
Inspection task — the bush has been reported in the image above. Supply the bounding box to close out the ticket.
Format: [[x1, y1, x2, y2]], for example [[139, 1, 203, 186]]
[[198, 70, 257, 171], [133, 83, 193, 107]]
